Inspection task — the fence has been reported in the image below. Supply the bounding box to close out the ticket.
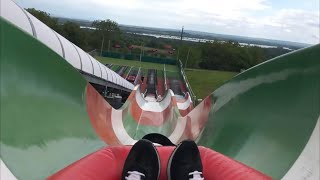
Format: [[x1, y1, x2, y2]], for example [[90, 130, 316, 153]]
[[178, 59, 197, 106], [101, 51, 177, 65], [164, 64, 168, 90], [88, 49, 98, 57]]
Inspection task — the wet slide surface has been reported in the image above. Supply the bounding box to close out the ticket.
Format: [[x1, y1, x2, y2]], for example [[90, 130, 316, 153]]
[[0, 18, 104, 179], [1, 14, 320, 180], [198, 45, 320, 178], [0, 17, 193, 179]]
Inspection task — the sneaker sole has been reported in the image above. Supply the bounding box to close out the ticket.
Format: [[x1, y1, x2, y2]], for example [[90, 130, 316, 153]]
[[166, 141, 183, 180]]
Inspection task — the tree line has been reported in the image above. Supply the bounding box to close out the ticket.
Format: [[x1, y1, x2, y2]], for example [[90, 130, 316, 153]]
[[27, 8, 291, 72], [26, 8, 122, 53]]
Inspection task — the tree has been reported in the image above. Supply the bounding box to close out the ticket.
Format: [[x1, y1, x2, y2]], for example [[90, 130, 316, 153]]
[[26, 8, 61, 33], [60, 21, 88, 50], [92, 19, 121, 55], [146, 38, 158, 48], [178, 45, 201, 68], [199, 41, 250, 71]]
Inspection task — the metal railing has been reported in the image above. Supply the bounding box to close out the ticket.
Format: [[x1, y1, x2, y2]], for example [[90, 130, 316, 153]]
[[164, 64, 168, 90], [134, 67, 142, 85], [88, 49, 98, 57], [178, 59, 197, 106]]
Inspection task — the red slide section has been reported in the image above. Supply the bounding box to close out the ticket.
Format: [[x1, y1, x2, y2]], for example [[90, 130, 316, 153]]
[[179, 80, 187, 93], [157, 78, 165, 97], [140, 76, 148, 93], [48, 146, 272, 180]]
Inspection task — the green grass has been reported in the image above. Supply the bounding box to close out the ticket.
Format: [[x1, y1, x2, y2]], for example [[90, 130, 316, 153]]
[[111, 64, 119, 71], [185, 68, 237, 99], [157, 70, 164, 78], [96, 56, 236, 99], [166, 71, 181, 79], [96, 56, 178, 72], [124, 66, 131, 74]]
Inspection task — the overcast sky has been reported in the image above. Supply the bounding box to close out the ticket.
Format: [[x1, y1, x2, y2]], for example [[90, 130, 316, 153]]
[[15, 0, 320, 44]]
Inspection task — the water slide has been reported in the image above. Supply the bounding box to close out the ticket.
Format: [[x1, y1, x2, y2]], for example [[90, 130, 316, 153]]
[[1, 0, 319, 179]]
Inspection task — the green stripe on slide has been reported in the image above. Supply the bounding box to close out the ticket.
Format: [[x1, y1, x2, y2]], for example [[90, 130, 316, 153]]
[[0, 17, 104, 179], [198, 45, 320, 179]]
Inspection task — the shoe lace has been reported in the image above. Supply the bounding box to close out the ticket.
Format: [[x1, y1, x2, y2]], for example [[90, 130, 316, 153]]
[[189, 171, 204, 180], [125, 171, 145, 180]]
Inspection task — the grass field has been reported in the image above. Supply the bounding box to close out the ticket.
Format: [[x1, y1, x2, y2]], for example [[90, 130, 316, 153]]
[[185, 68, 237, 99], [96, 56, 178, 72], [96, 56, 236, 99]]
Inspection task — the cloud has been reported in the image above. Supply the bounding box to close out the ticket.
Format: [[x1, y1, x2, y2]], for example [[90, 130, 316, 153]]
[[257, 9, 320, 43], [15, 0, 319, 44]]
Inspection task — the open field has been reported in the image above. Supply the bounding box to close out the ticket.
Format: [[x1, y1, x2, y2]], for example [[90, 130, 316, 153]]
[[185, 68, 237, 99], [96, 56, 236, 99], [131, 45, 170, 54], [96, 56, 178, 72]]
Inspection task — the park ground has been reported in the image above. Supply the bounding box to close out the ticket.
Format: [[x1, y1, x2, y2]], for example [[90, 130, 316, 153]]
[[185, 69, 237, 99], [96, 57, 178, 72], [96, 57, 237, 99]]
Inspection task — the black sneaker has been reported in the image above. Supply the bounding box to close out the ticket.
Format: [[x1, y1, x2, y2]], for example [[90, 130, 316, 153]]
[[167, 140, 204, 180], [122, 139, 160, 180]]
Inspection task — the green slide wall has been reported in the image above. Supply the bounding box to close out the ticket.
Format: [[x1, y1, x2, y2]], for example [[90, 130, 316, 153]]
[[1, 15, 319, 180]]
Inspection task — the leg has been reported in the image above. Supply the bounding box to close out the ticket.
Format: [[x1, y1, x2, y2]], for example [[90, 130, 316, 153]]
[[167, 140, 204, 180], [122, 139, 160, 180]]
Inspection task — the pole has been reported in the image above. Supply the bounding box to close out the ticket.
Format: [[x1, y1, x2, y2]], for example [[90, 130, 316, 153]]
[[125, 66, 133, 79], [180, 26, 184, 41], [176, 49, 180, 61], [185, 48, 190, 69], [139, 44, 144, 68], [100, 36, 105, 56], [108, 39, 111, 52], [177, 26, 184, 61], [164, 64, 167, 90]]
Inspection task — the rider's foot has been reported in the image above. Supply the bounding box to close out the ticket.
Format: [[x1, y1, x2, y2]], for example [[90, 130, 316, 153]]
[[167, 140, 204, 180], [122, 139, 160, 180]]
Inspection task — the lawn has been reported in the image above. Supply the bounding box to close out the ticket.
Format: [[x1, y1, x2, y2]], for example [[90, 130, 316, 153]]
[[185, 68, 237, 99], [96, 56, 178, 72], [96, 56, 237, 99]]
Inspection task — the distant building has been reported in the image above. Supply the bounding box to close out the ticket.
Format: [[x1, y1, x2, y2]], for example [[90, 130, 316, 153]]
[[164, 44, 172, 50], [148, 49, 158, 53]]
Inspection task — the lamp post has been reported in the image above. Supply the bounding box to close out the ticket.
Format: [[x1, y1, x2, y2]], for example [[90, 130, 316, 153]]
[[185, 48, 190, 69], [140, 43, 144, 68]]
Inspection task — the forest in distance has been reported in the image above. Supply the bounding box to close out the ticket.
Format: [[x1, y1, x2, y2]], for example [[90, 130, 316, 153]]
[[27, 8, 300, 72]]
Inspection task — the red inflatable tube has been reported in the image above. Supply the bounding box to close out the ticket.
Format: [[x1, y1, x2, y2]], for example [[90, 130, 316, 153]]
[[48, 146, 273, 180]]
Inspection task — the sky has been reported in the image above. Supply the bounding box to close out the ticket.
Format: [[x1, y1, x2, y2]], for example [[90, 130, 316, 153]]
[[15, 0, 320, 44]]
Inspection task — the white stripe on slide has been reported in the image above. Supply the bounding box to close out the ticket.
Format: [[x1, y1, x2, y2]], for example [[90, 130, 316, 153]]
[[177, 93, 192, 110], [135, 88, 174, 112], [282, 117, 319, 180], [168, 117, 187, 144], [0, 159, 17, 180], [111, 108, 137, 145]]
